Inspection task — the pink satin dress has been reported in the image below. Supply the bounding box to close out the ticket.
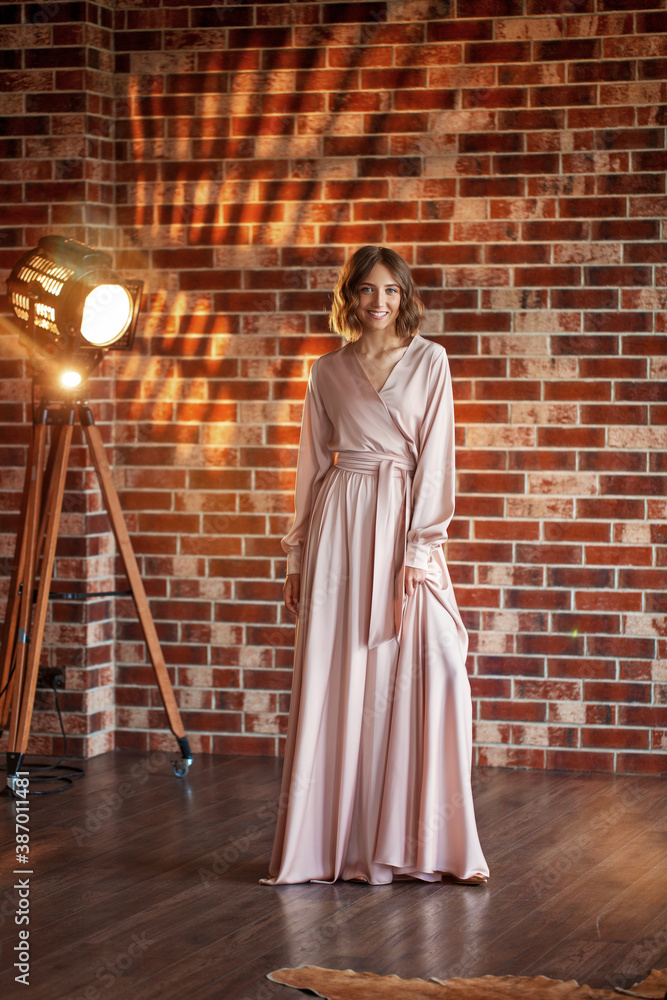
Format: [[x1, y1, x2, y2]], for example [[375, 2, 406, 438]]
[[262, 334, 489, 885]]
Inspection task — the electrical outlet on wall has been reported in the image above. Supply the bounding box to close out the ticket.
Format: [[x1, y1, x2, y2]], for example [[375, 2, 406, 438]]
[[36, 668, 65, 689]]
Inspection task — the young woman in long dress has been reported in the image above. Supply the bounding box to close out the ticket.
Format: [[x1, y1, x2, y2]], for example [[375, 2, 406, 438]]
[[260, 246, 489, 886]]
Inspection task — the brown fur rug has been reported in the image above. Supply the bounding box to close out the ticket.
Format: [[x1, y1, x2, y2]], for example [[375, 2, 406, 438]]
[[267, 965, 667, 999]]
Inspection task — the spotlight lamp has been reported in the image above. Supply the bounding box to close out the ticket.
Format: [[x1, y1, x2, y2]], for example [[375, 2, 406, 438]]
[[0, 236, 193, 791], [7, 235, 143, 388]]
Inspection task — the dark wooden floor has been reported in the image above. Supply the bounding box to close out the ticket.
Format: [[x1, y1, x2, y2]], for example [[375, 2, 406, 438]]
[[1, 751, 666, 1000]]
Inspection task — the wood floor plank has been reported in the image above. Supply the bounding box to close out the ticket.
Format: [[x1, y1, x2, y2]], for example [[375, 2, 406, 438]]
[[1, 751, 665, 1000]]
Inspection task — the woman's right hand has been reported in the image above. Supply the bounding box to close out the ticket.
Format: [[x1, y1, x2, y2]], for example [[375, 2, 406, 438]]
[[284, 573, 300, 616]]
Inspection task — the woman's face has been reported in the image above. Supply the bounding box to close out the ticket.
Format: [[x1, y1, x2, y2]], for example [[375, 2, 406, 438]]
[[355, 263, 401, 337]]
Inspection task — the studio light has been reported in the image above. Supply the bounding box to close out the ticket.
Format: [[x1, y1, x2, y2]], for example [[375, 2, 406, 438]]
[[1, 236, 193, 793], [6, 235, 143, 387]]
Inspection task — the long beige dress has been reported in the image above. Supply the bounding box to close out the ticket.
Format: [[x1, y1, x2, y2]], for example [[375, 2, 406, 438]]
[[263, 334, 489, 884]]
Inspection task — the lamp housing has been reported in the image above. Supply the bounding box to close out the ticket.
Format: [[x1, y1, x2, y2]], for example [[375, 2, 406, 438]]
[[6, 235, 143, 385]]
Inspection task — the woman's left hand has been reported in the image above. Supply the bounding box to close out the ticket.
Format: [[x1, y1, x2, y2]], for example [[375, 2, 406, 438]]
[[405, 565, 427, 597]]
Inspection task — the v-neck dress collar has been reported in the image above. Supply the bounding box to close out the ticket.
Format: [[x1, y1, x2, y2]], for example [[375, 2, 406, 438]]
[[348, 334, 420, 396]]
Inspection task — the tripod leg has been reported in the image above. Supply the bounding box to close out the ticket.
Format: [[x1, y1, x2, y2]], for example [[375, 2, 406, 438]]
[[4, 416, 49, 787], [7, 415, 74, 783], [81, 412, 192, 773], [0, 427, 39, 729]]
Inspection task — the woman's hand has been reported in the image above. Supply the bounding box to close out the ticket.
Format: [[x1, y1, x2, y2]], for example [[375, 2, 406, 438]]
[[405, 565, 427, 598], [284, 573, 301, 616]]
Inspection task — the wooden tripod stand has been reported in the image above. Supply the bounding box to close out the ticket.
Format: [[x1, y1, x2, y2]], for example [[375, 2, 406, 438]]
[[0, 398, 193, 794]]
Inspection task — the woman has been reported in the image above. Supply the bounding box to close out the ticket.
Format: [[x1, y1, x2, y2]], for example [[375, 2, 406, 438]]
[[260, 246, 488, 886]]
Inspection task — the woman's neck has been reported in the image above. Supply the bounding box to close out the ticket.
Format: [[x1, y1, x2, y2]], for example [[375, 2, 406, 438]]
[[354, 328, 409, 356]]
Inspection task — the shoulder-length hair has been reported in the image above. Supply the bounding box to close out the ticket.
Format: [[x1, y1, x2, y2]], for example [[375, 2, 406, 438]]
[[329, 245, 423, 343]]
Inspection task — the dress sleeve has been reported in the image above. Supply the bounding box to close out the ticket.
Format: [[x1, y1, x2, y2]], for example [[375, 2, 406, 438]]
[[405, 348, 456, 571], [281, 359, 334, 575]]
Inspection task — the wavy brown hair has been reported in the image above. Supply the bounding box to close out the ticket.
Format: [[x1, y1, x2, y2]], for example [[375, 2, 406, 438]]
[[329, 245, 423, 343]]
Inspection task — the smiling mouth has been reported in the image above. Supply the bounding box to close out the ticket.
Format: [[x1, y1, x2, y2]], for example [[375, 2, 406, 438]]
[[368, 310, 388, 318]]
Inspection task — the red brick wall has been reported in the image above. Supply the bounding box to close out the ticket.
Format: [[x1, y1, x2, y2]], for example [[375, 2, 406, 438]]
[[0, 0, 665, 774], [0, 0, 120, 757]]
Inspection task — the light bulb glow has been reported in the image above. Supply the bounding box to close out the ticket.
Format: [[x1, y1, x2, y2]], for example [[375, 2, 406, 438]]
[[61, 370, 83, 389], [81, 284, 132, 347]]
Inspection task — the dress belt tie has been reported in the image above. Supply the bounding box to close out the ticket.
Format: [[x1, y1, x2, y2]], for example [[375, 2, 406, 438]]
[[334, 451, 416, 648]]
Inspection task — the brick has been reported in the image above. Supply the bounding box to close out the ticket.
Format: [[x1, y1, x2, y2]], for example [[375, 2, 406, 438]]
[[329, 39, 392, 67], [599, 173, 664, 196], [445, 312, 511, 332], [545, 750, 614, 773], [571, 110, 638, 140], [586, 265, 653, 287], [522, 220, 588, 242], [516, 266, 581, 287], [536, 39, 600, 62], [494, 153, 558, 175], [360, 159, 425, 182], [385, 222, 452, 243], [395, 43, 461, 67], [551, 289, 617, 310], [533, 85, 597, 107], [579, 358, 647, 380], [462, 87, 527, 110], [465, 41, 530, 63], [329, 79, 380, 104], [597, 127, 664, 151], [515, 543, 583, 566], [478, 747, 546, 769], [600, 475, 667, 497], [639, 58, 667, 81], [480, 699, 546, 722], [619, 705, 667, 728], [499, 63, 566, 88], [499, 109, 566, 131], [516, 679, 583, 702], [559, 150, 629, 177], [361, 68, 427, 90], [508, 448, 575, 471], [473, 720, 511, 744], [625, 243, 667, 264], [551, 335, 619, 357], [581, 402, 649, 425], [0, 5, 21, 23], [560, 197, 627, 219], [623, 336, 667, 356], [618, 569, 667, 590], [473, 519, 540, 541], [589, 636, 656, 659], [391, 89, 457, 113], [545, 521, 611, 545], [321, 2, 388, 23], [584, 311, 653, 333], [460, 177, 524, 198], [579, 453, 646, 474], [428, 20, 493, 41], [586, 545, 653, 566], [548, 659, 614, 681], [447, 541, 513, 564], [569, 60, 634, 84], [459, 132, 522, 153], [212, 735, 277, 755], [584, 681, 652, 704], [616, 753, 667, 776]]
